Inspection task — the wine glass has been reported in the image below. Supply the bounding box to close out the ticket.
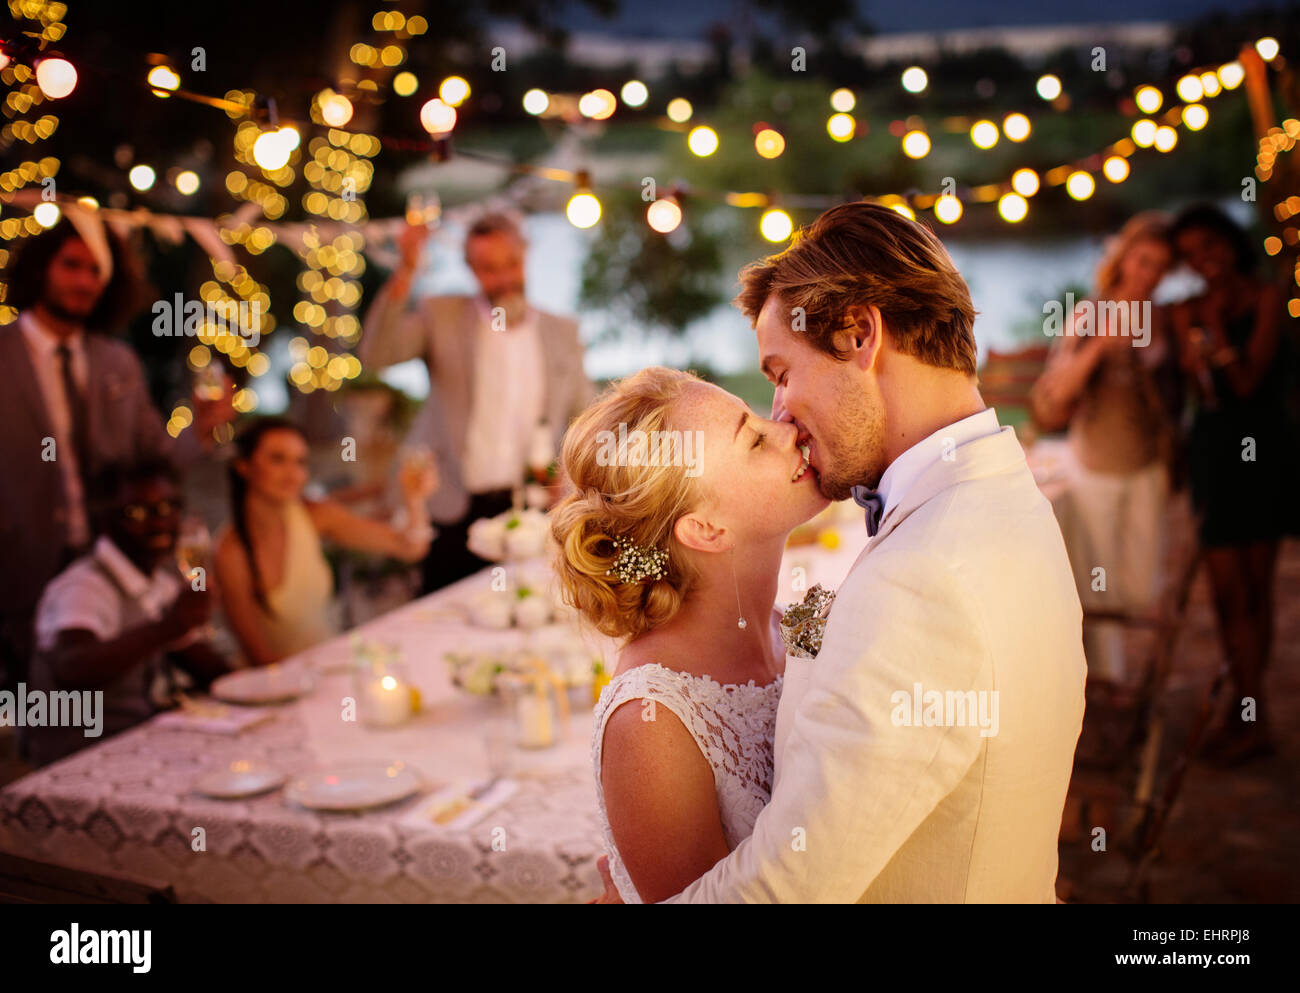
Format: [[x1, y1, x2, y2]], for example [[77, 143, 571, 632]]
[[176, 516, 218, 642], [405, 191, 442, 230]]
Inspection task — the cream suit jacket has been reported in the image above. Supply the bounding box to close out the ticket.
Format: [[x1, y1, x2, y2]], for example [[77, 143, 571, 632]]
[[667, 425, 1087, 903]]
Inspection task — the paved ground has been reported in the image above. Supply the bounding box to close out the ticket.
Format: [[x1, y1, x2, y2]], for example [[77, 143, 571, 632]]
[[1057, 491, 1299, 903]]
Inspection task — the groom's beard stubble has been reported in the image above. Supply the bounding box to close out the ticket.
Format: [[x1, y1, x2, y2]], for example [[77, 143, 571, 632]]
[[817, 379, 885, 501]]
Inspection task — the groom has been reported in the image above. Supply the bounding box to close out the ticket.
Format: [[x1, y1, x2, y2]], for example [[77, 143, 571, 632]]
[[653, 202, 1087, 902]]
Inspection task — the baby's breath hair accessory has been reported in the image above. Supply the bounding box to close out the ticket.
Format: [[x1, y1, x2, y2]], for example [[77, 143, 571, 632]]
[[605, 536, 669, 584]]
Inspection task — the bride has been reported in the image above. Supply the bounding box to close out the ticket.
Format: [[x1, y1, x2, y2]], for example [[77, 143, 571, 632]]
[[549, 366, 828, 903]]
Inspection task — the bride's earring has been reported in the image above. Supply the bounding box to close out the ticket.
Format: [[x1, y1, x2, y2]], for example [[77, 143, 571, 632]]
[[732, 547, 747, 630]]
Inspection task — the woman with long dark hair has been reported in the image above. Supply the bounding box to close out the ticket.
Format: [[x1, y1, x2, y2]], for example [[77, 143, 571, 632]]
[[213, 417, 435, 665], [1170, 204, 1293, 764]]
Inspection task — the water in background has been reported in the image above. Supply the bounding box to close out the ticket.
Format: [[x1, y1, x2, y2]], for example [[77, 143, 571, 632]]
[[264, 208, 1214, 408]]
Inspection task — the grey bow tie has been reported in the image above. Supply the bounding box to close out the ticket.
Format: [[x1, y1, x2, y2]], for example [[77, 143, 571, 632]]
[[851, 485, 885, 537]]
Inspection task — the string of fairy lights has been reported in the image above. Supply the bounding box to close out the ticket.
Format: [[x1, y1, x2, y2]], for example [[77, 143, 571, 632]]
[[0, 2, 1293, 423]]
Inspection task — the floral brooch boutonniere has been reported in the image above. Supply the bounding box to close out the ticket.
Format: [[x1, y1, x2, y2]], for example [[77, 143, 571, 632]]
[[778, 584, 836, 659]]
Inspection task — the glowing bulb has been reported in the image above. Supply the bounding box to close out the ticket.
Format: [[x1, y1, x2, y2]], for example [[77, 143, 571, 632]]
[[579, 89, 616, 120], [148, 65, 180, 93], [1002, 113, 1030, 142], [666, 98, 693, 123], [1153, 126, 1177, 152], [901, 130, 930, 158], [934, 195, 963, 224], [1176, 75, 1203, 104], [393, 71, 418, 97], [760, 208, 793, 242], [830, 88, 855, 112], [1131, 119, 1157, 147], [35, 57, 77, 99], [621, 80, 648, 107], [566, 192, 601, 228], [1066, 171, 1095, 200], [890, 202, 916, 221], [755, 128, 785, 158], [901, 67, 928, 93], [1102, 156, 1129, 183], [129, 164, 156, 191], [279, 126, 300, 151], [253, 129, 292, 170], [827, 113, 855, 142], [33, 202, 60, 228], [1036, 74, 1062, 101], [1134, 86, 1162, 114], [319, 91, 354, 127], [522, 88, 549, 115], [646, 198, 682, 233], [1217, 61, 1245, 89], [970, 120, 999, 149], [1256, 37, 1280, 62], [420, 98, 457, 134], [998, 193, 1028, 223], [175, 170, 200, 195], [439, 76, 470, 107], [1199, 72, 1221, 98], [688, 125, 718, 156], [1182, 103, 1209, 131], [1011, 168, 1040, 197]]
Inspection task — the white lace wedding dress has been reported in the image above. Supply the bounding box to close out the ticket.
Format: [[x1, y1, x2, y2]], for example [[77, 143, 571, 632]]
[[591, 662, 782, 903]]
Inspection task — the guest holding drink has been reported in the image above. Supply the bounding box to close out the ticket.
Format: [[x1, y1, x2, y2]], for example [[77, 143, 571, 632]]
[[213, 417, 435, 665], [1169, 204, 1293, 764], [1030, 212, 1178, 690], [360, 209, 596, 593], [27, 460, 231, 765]]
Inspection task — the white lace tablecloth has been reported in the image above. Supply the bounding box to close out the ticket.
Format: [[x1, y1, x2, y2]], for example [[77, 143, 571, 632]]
[[0, 525, 874, 904], [0, 566, 613, 904]]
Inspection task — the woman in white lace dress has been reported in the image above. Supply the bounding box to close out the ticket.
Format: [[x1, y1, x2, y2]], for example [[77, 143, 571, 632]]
[[550, 367, 828, 903]]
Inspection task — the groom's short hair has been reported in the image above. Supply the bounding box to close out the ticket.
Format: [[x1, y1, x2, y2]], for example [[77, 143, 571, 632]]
[[735, 202, 978, 375]]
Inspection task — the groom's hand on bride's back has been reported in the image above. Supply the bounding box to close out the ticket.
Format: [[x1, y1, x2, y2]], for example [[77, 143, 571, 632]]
[[587, 855, 624, 904]]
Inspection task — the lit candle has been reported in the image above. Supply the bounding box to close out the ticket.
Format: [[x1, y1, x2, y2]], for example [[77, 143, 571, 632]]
[[362, 674, 411, 727]]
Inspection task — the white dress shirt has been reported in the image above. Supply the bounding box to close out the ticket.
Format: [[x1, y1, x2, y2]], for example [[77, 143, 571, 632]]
[[460, 296, 546, 493], [875, 408, 1001, 521], [20, 311, 90, 546]]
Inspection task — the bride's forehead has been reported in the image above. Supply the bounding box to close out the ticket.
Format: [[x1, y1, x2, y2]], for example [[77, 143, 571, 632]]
[[675, 382, 744, 426]]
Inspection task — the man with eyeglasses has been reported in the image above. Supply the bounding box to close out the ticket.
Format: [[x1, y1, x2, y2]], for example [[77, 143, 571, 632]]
[[24, 460, 231, 765]]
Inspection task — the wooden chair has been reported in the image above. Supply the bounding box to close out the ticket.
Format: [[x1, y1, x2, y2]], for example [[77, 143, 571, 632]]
[[0, 851, 176, 904]]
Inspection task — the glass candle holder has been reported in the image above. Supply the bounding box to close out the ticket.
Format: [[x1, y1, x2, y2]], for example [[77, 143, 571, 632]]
[[353, 648, 413, 728], [497, 668, 565, 749]]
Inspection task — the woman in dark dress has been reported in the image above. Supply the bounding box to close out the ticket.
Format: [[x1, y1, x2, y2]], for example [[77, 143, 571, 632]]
[[1170, 204, 1292, 764]]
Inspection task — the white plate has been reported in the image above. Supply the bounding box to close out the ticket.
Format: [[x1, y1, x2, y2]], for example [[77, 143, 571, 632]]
[[210, 664, 316, 705], [195, 760, 285, 799], [286, 762, 423, 812]]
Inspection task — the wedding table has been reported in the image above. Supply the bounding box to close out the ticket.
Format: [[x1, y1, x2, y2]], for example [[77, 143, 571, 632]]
[[0, 510, 872, 904]]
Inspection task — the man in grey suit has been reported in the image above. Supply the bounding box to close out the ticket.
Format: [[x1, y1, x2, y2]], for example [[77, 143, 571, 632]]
[[0, 220, 226, 707], [360, 210, 595, 592]]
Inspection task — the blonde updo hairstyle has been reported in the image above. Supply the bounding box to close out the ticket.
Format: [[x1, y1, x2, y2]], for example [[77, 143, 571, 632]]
[[550, 367, 706, 641]]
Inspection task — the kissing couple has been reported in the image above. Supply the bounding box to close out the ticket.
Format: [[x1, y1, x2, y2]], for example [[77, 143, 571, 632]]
[[549, 202, 1087, 903]]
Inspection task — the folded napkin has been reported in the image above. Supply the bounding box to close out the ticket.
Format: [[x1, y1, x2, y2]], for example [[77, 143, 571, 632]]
[[401, 778, 519, 831], [152, 703, 276, 735]]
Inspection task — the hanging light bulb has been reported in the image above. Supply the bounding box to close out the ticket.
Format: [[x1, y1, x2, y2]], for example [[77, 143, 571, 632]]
[[998, 193, 1028, 223], [33, 202, 60, 228], [567, 189, 601, 228], [148, 65, 180, 96], [934, 195, 963, 224], [1011, 168, 1040, 197], [760, 208, 793, 242], [252, 129, 292, 171], [439, 76, 471, 107], [129, 165, 157, 191], [420, 98, 457, 135], [319, 90, 354, 127], [35, 57, 77, 99], [646, 198, 682, 233], [688, 125, 718, 156]]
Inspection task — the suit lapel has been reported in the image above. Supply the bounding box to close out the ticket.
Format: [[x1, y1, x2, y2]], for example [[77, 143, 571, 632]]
[[859, 426, 1027, 553]]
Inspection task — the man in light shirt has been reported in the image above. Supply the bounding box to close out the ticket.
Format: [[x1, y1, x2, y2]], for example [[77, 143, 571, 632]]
[[27, 460, 229, 766], [360, 210, 595, 592]]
